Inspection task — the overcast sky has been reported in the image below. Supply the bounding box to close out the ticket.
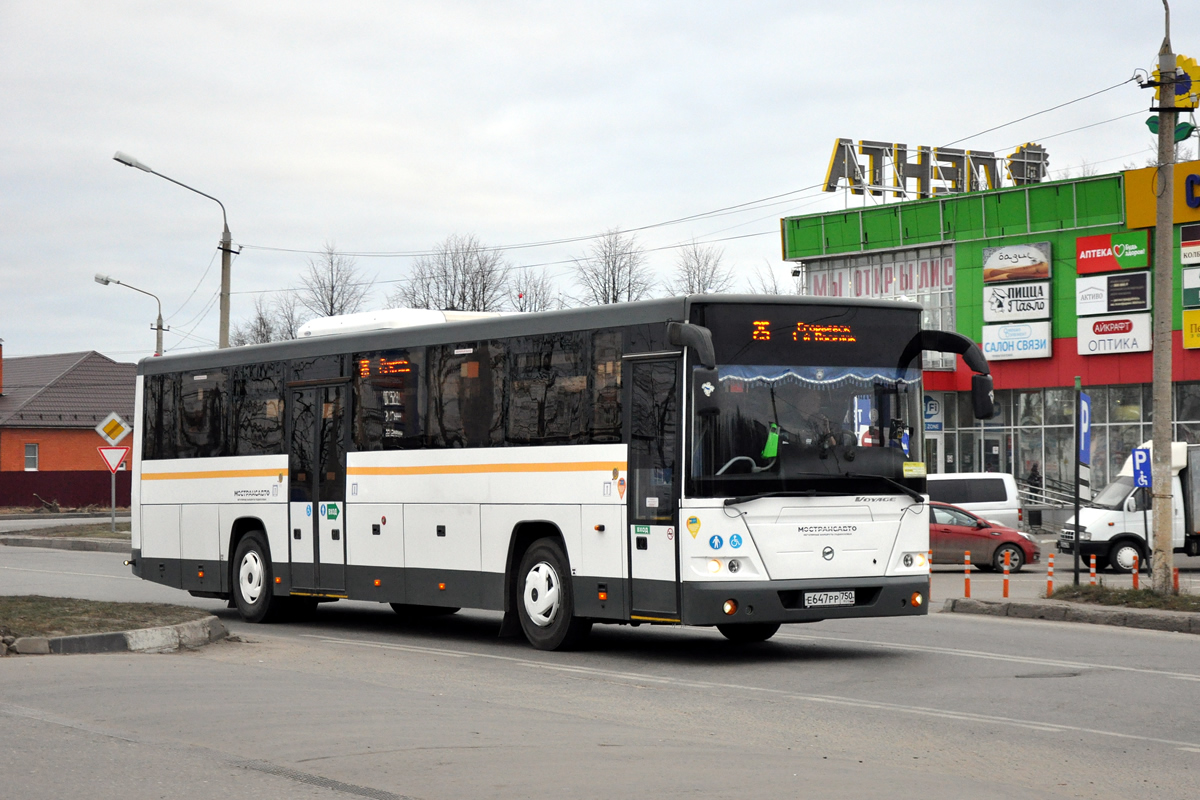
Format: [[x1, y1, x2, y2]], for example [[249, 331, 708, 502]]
[[2, 1, 1196, 362]]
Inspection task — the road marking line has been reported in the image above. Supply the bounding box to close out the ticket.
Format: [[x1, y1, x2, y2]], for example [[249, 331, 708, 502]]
[[775, 631, 1200, 682], [303, 633, 1200, 749], [0, 565, 139, 581]]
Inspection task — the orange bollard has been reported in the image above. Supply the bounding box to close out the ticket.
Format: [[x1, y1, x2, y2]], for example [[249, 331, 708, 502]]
[[964, 551, 972, 598], [1132, 554, 1140, 590], [1089, 554, 1097, 586], [1174, 567, 1181, 594], [1003, 549, 1011, 599], [1046, 553, 1055, 597]]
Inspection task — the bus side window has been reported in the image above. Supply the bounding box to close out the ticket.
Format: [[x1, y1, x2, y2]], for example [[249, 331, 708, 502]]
[[590, 330, 622, 443], [142, 373, 180, 460]]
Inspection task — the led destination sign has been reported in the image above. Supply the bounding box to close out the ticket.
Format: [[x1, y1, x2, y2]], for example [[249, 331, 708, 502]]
[[752, 321, 857, 343]]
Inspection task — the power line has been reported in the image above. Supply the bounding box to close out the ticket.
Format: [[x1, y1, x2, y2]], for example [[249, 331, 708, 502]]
[[940, 76, 1139, 149]]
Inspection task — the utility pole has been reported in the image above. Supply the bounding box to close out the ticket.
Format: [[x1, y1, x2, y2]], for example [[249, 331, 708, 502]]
[[1150, 0, 1177, 593]]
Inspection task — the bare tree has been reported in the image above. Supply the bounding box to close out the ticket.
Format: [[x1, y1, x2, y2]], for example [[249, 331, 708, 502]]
[[230, 296, 277, 346], [664, 240, 736, 295], [272, 291, 308, 340], [749, 260, 803, 295], [389, 233, 511, 311], [230, 291, 311, 345], [298, 243, 373, 318], [572, 228, 654, 305], [509, 267, 560, 312]]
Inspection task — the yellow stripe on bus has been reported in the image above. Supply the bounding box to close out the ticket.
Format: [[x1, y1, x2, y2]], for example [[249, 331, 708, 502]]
[[347, 461, 626, 477], [141, 469, 282, 481]]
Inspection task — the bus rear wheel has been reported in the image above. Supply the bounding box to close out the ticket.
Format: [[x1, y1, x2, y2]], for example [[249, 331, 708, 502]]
[[516, 538, 591, 651], [232, 531, 285, 623], [717, 623, 780, 643]]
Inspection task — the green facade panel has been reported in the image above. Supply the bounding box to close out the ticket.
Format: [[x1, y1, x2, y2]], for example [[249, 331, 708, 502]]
[[1027, 183, 1076, 231], [821, 213, 861, 254], [901, 202, 942, 246], [943, 196, 984, 241], [861, 207, 901, 250], [1075, 177, 1123, 228], [983, 190, 1029, 238]]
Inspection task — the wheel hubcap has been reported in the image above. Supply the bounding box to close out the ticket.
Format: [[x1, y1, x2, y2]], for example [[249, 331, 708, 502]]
[[523, 561, 561, 628], [240, 551, 264, 604], [1115, 546, 1138, 571]]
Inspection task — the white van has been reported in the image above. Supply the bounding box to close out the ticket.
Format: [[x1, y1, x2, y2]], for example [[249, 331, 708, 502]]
[[1060, 441, 1200, 572], [926, 472, 1023, 530]]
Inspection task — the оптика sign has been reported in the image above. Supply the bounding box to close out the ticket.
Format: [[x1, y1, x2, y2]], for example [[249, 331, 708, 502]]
[[1076, 313, 1152, 355]]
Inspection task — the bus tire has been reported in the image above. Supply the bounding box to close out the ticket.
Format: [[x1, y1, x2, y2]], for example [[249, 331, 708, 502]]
[[232, 531, 283, 623], [717, 623, 780, 643], [1108, 539, 1144, 574], [516, 538, 591, 651]]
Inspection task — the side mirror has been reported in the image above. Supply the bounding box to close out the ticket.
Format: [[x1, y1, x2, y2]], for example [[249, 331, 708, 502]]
[[972, 374, 997, 419], [693, 367, 720, 417]]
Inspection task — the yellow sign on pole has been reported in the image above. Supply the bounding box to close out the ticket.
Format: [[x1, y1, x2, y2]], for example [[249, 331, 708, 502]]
[[1183, 309, 1200, 349], [1155, 54, 1200, 109]]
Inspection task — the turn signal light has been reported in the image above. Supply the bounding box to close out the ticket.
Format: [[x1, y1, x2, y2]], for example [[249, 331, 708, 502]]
[[708, 559, 722, 574], [723, 599, 738, 615], [911, 592, 924, 607]]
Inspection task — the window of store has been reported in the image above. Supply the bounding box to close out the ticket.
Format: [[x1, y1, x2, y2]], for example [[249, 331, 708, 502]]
[[941, 382, 1200, 501], [803, 245, 957, 369]]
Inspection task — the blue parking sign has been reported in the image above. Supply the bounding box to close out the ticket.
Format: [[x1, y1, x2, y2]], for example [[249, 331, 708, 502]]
[[1078, 392, 1091, 465], [1132, 447, 1152, 488]]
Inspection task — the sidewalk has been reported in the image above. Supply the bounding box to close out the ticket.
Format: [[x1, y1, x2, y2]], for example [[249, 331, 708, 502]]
[[944, 597, 1200, 635]]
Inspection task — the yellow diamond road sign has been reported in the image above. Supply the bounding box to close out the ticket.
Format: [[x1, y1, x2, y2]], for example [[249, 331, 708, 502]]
[[95, 412, 131, 446]]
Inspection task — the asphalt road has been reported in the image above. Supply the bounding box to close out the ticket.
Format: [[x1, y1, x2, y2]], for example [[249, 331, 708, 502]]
[[2, 545, 1199, 799]]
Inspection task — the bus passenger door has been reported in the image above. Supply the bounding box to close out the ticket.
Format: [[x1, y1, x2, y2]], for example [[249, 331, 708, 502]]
[[288, 385, 348, 593], [626, 357, 681, 621]]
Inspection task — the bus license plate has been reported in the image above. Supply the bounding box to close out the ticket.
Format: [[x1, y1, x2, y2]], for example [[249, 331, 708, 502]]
[[804, 590, 855, 608]]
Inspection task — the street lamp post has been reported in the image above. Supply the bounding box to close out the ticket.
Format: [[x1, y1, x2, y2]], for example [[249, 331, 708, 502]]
[[112, 151, 234, 349], [94, 273, 167, 356]]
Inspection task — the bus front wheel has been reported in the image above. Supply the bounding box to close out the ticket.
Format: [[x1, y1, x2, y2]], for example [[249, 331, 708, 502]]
[[516, 538, 591, 651], [233, 531, 283, 623]]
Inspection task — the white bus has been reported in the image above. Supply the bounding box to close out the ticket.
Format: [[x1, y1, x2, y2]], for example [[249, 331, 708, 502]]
[[130, 295, 995, 649]]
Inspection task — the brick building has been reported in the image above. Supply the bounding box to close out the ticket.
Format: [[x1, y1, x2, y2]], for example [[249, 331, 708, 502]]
[[0, 344, 136, 507]]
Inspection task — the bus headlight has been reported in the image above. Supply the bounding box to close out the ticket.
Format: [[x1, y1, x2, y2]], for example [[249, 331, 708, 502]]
[[727, 559, 741, 574], [708, 559, 722, 574], [901, 552, 927, 569]]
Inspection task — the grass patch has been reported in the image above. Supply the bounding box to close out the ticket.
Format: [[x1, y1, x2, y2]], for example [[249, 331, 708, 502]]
[[3, 523, 131, 539], [0, 596, 210, 639], [1051, 583, 1200, 613]]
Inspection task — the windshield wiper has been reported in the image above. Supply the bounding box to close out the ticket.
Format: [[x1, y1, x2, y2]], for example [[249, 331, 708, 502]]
[[724, 489, 851, 507], [844, 473, 924, 502]]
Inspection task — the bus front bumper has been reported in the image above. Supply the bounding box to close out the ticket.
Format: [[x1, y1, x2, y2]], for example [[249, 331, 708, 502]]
[[680, 575, 930, 626]]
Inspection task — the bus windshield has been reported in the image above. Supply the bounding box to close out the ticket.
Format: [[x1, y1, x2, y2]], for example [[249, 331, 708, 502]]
[[687, 301, 924, 498]]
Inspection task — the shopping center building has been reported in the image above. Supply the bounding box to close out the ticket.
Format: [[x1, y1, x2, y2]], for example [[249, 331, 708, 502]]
[[782, 140, 1200, 497]]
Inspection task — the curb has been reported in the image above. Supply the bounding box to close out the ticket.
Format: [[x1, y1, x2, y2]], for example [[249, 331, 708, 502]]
[[0, 536, 129, 553], [6, 616, 227, 656], [0, 512, 131, 521], [943, 598, 1200, 635]]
